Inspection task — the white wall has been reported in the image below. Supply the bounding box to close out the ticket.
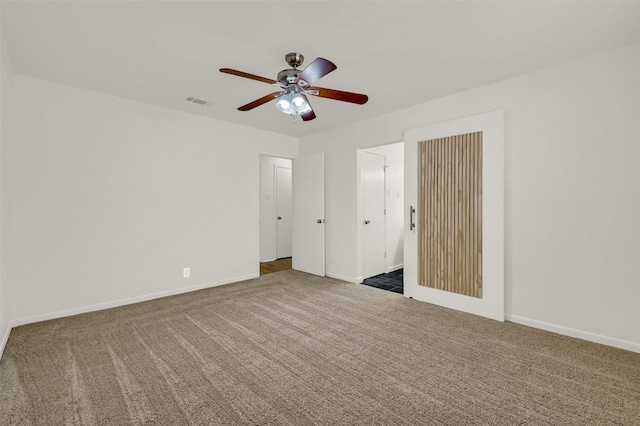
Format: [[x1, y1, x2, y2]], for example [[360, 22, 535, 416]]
[[259, 155, 292, 262], [0, 11, 15, 358], [361, 143, 404, 275], [299, 43, 640, 351], [1, 40, 638, 357], [5, 75, 297, 324]]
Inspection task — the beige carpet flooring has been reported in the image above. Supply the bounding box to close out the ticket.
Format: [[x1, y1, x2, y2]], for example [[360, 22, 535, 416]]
[[1, 270, 639, 425]]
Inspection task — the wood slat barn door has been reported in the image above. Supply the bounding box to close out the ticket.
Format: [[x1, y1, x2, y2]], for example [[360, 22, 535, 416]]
[[418, 131, 482, 298]]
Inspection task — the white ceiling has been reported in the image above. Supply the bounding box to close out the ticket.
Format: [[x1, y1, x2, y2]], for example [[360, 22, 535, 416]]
[[3, 1, 640, 138]]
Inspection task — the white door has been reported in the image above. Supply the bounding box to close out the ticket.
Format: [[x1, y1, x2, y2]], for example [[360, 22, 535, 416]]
[[275, 166, 292, 258], [404, 111, 505, 321], [363, 152, 386, 279], [292, 154, 325, 276]]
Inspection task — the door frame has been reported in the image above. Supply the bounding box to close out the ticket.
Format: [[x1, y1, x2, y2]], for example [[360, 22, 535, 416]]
[[362, 151, 387, 280], [275, 165, 293, 259], [356, 143, 405, 283], [404, 111, 505, 321], [259, 154, 293, 264]]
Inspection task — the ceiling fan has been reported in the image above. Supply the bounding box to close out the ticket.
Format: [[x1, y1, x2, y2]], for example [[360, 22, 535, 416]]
[[220, 52, 368, 122]]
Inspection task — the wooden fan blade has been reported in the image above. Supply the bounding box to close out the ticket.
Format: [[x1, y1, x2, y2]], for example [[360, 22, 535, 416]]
[[310, 87, 368, 105], [295, 58, 337, 85], [301, 110, 316, 121], [220, 68, 277, 85], [300, 95, 316, 121], [238, 92, 282, 111]]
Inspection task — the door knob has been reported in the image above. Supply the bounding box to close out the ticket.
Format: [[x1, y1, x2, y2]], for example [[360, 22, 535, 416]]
[[317, 219, 324, 224], [364, 220, 371, 224], [277, 216, 282, 220]]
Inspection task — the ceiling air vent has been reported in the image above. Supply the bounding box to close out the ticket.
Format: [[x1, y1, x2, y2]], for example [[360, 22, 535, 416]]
[[185, 97, 213, 106]]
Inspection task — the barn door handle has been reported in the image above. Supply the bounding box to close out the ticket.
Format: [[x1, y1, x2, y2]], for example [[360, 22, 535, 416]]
[[410, 206, 416, 231]]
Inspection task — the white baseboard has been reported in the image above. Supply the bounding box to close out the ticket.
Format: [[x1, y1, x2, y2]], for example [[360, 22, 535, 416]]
[[387, 263, 404, 273], [505, 314, 640, 354], [0, 324, 11, 362], [10, 273, 259, 328], [325, 271, 360, 284]]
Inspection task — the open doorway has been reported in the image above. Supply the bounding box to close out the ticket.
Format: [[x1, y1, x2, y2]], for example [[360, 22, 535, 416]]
[[259, 155, 292, 275], [358, 142, 404, 293]]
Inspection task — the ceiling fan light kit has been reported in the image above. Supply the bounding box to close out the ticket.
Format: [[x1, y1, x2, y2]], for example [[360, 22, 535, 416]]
[[276, 92, 312, 115], [220, 52, 368, 122]]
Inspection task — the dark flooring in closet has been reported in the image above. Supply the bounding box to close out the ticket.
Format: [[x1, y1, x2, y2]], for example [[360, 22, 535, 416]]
[[361, 269, 403, 294]]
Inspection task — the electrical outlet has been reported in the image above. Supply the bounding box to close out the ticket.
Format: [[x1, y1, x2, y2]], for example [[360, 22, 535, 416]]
[[183, 267, 191, 278]]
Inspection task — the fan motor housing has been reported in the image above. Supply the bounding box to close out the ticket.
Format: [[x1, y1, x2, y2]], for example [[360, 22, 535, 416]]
[[277, 68, 300, 84]]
